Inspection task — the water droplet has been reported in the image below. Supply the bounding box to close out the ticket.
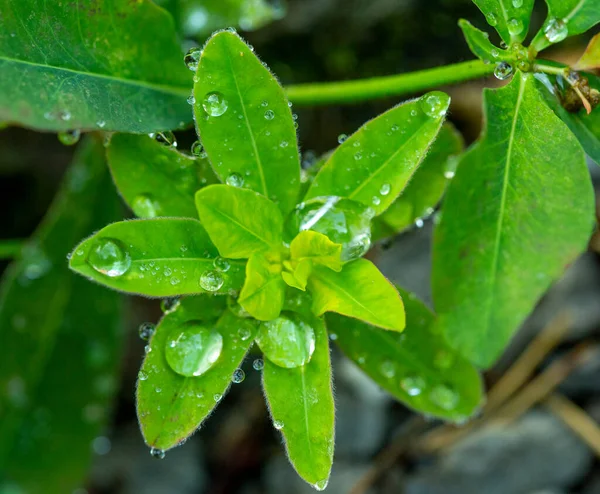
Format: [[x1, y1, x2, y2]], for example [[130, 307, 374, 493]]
[[184, 47, 201, 71], [187, 94, 196, 105], [329, 332, 338, 341], [512, 0, 523, 7], [203, 92, 228, 117], [226, 173, 244, 187], [138, 370, 148, 381], [256, 313, 316, 368], [273, 420, 284, 430], [214, 393, 222, 402], [337, 133, 348, 144], [237, 325, 252, 340], [491, 48, 499, 58], [430, 384, 459, 410], [415, 218, 424, 228], [161, 297, 181, 314], [544, 18, 568, 44], [138, 322, 155, 341], [486, 12, 497, 26], [253, 358, 264, 371], [232, 368, 245, 383], [401, 375, 425, 396], [444, 170, 455, 179], [132, 194, 160, 218], [261, 100, 269, 107], [286, 196, 373, 261], [494, 61, 513, 80], [191, 141, 204, 157], [199, 270, 224, 291], [420, 91, 450, 118], [507, 18, 523, 36], [57, 129, 81, 146], [264, 109, 275, 120], [88, 238, 131, 277], [314, 479, 329, 491], [354, 151, 362, 160], [280, 140, 289, 148], [380, 360, 396, 378], [150, 131, 177, 148], [165, 321, 223, 377], [380, 183, 391, 196], [150, 447, 165, 459], [372, 196, 381, 206]]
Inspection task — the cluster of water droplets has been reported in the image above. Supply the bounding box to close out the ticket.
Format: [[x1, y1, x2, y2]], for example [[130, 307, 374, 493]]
[[199, 256, 230, 292]]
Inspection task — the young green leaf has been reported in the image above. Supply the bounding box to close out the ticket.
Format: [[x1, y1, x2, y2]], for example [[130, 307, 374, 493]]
[[262, 315, 334, 489], [305, 92, 449, 215], [195, 184, 283, 258], [193, 31, 301, 214], [107, 134, 218, 219], [137, 298, 257, 451], [471, 0, 534, 45], [239, 251, 286, 320], [459, 19, 509, 64], [532, 0, 600, 53], [0, 0, 192, 132], [69, 218, 245, 297], [536, 72, 600, 165], [576, 33, 600, 71], [290, 231, 343, 272], [308, 259, 405, 331], [0, 139, 124, 491], [282, 259, 313, 291], [433, 72, 595, 368], [373, 123, 463, 240], [328, 287, 483, 422]]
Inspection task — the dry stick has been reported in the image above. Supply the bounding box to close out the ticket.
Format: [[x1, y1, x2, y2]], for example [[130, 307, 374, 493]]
[[545, 393, 600, 458], [418, 312, 572, 452]]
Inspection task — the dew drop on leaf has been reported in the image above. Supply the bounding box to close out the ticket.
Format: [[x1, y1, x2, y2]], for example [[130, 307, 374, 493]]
[[164, 322, 223, 377], [512, 0, 523, 7], [337, 133, 348, 144], [264, 109, 275, 120], [225, 173, 244, 187], [138, 322, 156, 341], [232, 368, 245, 383], [199, 270, 224, 291], [507, 18, 523, 36], [400, 375, 425, 396], [191, 140, 204, 157], [58, 129, 81, 146], [150, 131, 177, 148], [314, 479, 329, 491], [213, 256, 231, 272], [486, 12, 498, 26], [88, 238, 131, 278], [273, 419, 284, 430], [203, 92, 228, 117], [252, 358, 264, 371], [132, 194, 160, 218], [214, 393, 222, 402], [138, 370, 148, 381], [380, 183, 391, 196], [161, 297, 181, 314], [494, 61, 513, 80], [380, 360, 396, 378], [544, 18, 568, 43], [256, 313, 316, 369], [429, 384, 459, 410], [150, 447, 165, 459], [420, 91, 450, 118], [184, 47, 201, 71], [187, 94, 196, 105]]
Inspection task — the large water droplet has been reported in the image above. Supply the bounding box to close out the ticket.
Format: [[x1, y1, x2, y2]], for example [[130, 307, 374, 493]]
[[430, 383, 459, 410], [165, 322, 223, 377], [286, 196, 374, 262], [264, 109, 275, 120], [161, 297, 181, 314], [226, 173, 244, 187], [337, 133, 348, 144], [58, 129, 81, 146], [420, 91, 450, 118], [494, 61, 513, 80], [314, 479, 329, 491], [138, 322, 155, 341], [184, 47, 201, 71], [507, 18, 523, 36], [401, 375, 425, 396], [199, 270, 224, 291], [191, 141, 205, 157], [486, 13, 497, 26], [512, 0, 523, 7], [380, 183, 391, 196], [150, 447, 165, 459], [203, 92, 228, 117], [132, 194, 160, 218], [232, 368, 245, 383], [256, 313, 316, 368], [273, 419, 284, 430], [252, 358, 264, 371], [88, 238, 131, 277], [544, 18, 568, 44]]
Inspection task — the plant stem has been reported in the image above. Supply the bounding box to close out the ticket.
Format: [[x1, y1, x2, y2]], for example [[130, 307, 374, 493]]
[[285, 59, 495, 106], [0, 239, 24, 260], [533, 60, 568, 76]]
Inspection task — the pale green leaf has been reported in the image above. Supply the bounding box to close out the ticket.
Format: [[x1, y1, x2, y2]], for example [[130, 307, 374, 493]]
[[290, 231, 343, 272], [239, 251, 286, 320]]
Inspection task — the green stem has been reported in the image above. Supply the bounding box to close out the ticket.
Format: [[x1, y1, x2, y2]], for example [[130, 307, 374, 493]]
[[285, 59, 495, 106], [533, 59, 568, 76], [0, 239, 24, 260]]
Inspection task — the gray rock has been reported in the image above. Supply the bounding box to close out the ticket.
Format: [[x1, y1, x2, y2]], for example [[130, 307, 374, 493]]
[[406, 411, 592, 494]]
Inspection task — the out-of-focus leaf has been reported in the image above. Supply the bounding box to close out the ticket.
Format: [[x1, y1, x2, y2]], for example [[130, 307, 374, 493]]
[[107, 134, 218, 218], [305, 92, 449, 215], [0, 0, 192, 132], [329, 287, 483, 422], [69, 218, 245, 297], [471, 0, 535, 45], [239, 251, 285, 320], [308, 259, 405, 332], [0, 138, 124, 492], [262, 314, 334, 488], [432, 72, 595, 368], [373, 123, 463, 240], [576, 33, 600, 70], [459, 19, 509, 63], [193, 31, 301, 214], [137, 300, 256, 450]]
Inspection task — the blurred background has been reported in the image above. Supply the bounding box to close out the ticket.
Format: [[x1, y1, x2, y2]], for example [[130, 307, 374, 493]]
[[1, 0, 600, 492]]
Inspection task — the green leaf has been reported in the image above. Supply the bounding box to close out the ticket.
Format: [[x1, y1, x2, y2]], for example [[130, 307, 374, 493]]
[[282, 259, 312, 291], [239, 251, 286, 320], [576, 33, 600, 70], [0, 0, 193, 133], [305, 92, 449, 215], [0, 138, 124, 491], [308, 259, 405, 331], [471, 0, 535, 45], [373, 123, 464, 239], [432, 72, 595, 368], [328, 287, 483, 422], [459, 19, 509, 63], [532, 0, 600, 52], [195, 184, 283, 258], [262, 315, 334, 488], [290, 231, 343, 272], [107, 134, 218, 219], [536, 72, 600, 165], [69, 218, 245, 297], [137, 299, 256, 450], [193, 31, 301, 214]]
